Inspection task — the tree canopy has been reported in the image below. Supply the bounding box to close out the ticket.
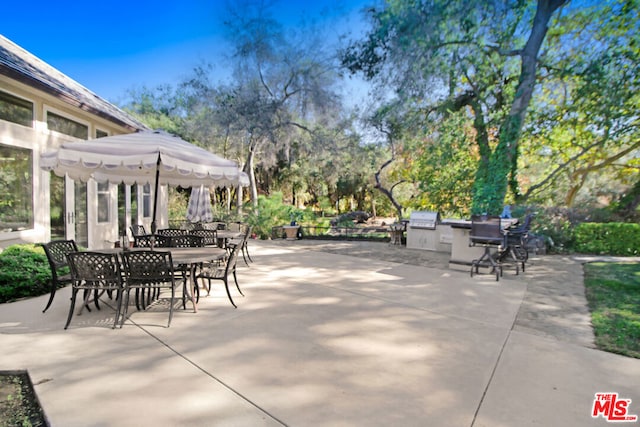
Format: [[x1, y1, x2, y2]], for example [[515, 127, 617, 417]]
[[121, 0, 639, 220]]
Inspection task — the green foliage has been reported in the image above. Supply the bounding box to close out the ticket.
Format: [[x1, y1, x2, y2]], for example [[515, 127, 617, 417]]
[[316, 196, 336, 217], [405, 111, 477, 218], [245, 192, 311, 239], [473, 114, 523, 215], [574, 223, 640, 256], [167, 187, 189, 222], [584, 262, 640, 359], [0, 244, 51, 303], [122, 85, 184, 135], [525, 207, 575, 253], [518, 0, 640, 207], [115, 1, 639, 219], [512, 205, 640, 254], [342, 0, 565, 215]]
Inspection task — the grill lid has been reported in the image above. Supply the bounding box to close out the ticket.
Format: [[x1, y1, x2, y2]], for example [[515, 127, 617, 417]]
[[409, 211, 439, 230]]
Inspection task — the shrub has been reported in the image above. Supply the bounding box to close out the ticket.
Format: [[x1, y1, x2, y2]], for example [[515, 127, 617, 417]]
[[510, 205, 639, 254], [0, 244, 52, 303], [574, 223, 640, 256], [246, 192, 312, 239]]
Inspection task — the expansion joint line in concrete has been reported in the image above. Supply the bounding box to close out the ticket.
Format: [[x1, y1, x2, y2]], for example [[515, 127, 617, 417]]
[[131, 320, 290, 427], [469, 311, 518, 426]]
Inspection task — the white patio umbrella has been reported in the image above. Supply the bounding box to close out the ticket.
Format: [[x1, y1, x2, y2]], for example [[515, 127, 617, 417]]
[[186, 185, 214, 223], [41, 130, 248, 232]]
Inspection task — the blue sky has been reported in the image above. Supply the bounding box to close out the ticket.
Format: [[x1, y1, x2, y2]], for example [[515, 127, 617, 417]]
[[3, 0, 370, 104]]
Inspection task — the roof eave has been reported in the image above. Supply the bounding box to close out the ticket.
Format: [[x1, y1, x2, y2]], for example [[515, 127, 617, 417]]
[[0, 65, 147, 132]]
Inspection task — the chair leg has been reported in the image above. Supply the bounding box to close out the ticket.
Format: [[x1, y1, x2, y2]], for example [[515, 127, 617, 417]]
[[471, 246, 501, 281], [223, 278, 237, 308], [43, 280, 57, 313], [233, 271, 244, 296], [112, 289, 123, 329], [245, 244, 253, 263], [241, 247, 250, 267], [135, 289, 142, 311], [181, 281, 187, 310], [120, 290, 131, 328], [94, 289, 101, 310], [64, 289, 79, 329], [167, 286, 175, 328], [81, 289, 92, 312], [203, 277, 211, 296]]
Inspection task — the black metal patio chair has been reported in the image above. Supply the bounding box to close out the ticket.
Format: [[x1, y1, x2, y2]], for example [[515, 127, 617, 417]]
[[156, 228, 188, 238], [41, 239, 79, 313], [120, 250, 183, 328], [189, 229, 218, 246], [469, 215, 509, 281], [65, 251, 124, 329], [130, 224, 147, 237], [502, 213, 534, 272], [227, 225, 253, 266], [132, 234, 171, 248], [196, 243, 243, 308]]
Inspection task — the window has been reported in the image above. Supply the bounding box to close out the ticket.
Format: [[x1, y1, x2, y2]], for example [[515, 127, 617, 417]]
[[0, 143, 33, 231], [46, 111, 88, 139], [97, 182, 110, 223], [142, 184, 151, 218], [0, 91, 33, 127], [96, 129, 108, 138]]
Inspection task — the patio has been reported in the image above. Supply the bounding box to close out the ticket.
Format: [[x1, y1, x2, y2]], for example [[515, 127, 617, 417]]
[[0, 240, 638, 426]]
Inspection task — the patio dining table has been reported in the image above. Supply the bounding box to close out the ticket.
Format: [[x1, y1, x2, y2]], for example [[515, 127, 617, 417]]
[[100, 246, 226, 313]]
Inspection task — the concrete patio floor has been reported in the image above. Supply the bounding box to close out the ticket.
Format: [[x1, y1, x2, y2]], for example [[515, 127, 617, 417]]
[[0, 240, 638, 426]]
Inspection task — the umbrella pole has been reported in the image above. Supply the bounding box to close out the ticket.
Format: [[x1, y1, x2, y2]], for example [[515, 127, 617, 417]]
[[151, 154, 161, 233]]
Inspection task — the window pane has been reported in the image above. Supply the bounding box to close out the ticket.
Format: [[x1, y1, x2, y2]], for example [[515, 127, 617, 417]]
[[97, 182, 109, 223], [49, 174, 65, 240], [0, 91, 33, 127], [47, 112, 88, 139], [0, 144, 33, 231], [96, 129, 108, 138], [118, 183, 126, 237], [142, 184, 151, 218]]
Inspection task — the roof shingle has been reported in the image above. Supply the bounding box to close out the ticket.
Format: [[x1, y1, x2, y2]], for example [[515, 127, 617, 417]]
[[0, 35, 148, 132]]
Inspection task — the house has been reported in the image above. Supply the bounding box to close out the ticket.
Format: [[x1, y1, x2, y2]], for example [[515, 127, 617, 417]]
[[0, 35, 169, 250]]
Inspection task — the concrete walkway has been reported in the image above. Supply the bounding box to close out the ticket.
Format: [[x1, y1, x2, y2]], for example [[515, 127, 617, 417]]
[[0, 240, 638, 426]]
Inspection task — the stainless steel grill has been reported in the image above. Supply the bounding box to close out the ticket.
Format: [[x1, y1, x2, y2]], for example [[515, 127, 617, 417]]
[[408, 211, 439, 230]]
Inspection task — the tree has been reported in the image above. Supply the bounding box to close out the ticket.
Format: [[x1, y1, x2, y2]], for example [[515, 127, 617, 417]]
[[404, 110, 478, 217], [365, 103, 410, 219], [123, 85, 184, 134], [518, 0, 640, 208], [342, 0, 568, 215], [221, 0, 343, 207]]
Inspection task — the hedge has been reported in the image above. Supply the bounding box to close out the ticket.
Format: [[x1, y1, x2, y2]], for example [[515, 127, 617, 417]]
[[0, 244, 52, 303], [573, 223, 640, 256]]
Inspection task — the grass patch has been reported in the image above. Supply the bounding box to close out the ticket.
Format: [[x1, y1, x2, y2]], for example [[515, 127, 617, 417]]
[[584, 262, 640, 359]]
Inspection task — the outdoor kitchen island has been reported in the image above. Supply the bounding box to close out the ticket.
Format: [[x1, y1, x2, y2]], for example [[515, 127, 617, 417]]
[[406, 212, 511, 271], [407, 212, 484, 270]]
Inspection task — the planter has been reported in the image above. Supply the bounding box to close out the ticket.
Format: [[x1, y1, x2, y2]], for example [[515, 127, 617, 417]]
[[283, 225, 300, 240]]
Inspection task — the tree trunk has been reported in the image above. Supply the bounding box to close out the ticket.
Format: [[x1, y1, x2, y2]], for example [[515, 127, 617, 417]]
[[472, 0, 567, 215], [236, 185, 244, 214], [374, 145, 404, 220], [246, 147, 258, 207]]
